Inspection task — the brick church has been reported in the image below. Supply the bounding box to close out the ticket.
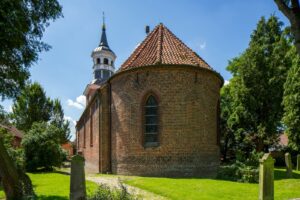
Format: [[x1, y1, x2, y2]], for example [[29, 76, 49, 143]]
[[76, 21, 223, 177]]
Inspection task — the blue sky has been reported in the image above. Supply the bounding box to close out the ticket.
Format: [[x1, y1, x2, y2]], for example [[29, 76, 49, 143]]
[[2, 0, 289, 140]]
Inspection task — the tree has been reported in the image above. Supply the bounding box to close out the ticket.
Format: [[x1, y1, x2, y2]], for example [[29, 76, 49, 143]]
[[22, 122, 66, 171], [220, 85, 236, 161], [282, 47, 300, 151], [225, 16, 293, 156], [274, 0, 300, 55], [11, 82, 53, 132], [0, 0, 62, 100], [50, 99, 71, 144]]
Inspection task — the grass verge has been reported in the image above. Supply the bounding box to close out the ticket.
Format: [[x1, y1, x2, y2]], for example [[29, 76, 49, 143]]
[[0, 172, 98, 200], [123, 168, 300, 200]]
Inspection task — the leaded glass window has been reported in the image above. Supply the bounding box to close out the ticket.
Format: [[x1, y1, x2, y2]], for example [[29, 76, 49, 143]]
[[144, 95, 159, 145]]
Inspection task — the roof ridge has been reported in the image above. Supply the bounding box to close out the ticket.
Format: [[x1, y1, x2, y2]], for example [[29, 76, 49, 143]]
[[121, 24, 161, 70], [156, 24, 164, 64]]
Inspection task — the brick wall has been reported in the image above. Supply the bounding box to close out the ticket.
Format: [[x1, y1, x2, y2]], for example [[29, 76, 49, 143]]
[[110, 65, 222, 177], [76, 87, 111, 173]]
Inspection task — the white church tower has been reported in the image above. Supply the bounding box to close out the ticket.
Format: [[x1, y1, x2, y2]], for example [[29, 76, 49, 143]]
[[91, 14, 116, 84], [83, 14, 116, 104]]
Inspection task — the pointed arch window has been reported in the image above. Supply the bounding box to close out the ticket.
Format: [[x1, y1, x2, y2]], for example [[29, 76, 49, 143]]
[[144, 95, 159, 147]]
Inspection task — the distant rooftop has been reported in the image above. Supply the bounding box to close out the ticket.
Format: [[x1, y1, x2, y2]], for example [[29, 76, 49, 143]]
[[0, 124, 23, 138]]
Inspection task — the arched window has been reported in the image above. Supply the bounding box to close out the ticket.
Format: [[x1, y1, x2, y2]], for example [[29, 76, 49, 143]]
[[104, 58, 109, 65], [111, 60, 114, 66], [144, 95, 159, 146], [96, 58, 100, 64]]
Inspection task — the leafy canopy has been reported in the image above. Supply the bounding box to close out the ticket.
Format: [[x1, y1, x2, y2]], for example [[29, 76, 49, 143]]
[[22, 122, 66, 171], [222, 16, 293, 157], [282, 47, 300, 151], [0, 0, 62, 100]]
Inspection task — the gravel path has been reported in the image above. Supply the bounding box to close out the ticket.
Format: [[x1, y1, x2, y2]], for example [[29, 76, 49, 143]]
[[87, 175, 167, 200]]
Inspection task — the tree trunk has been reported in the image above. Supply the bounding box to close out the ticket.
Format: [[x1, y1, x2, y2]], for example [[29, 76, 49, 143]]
[[0, 136, 34, 199], [274, 0, 300, 56], [291, 17, 300, 55]]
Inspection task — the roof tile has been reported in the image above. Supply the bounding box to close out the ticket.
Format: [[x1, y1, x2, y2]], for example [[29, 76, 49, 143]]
[[120, 23, 212, 71]]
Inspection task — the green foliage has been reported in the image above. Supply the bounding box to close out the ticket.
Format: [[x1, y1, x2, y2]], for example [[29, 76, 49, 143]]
[[11, 82, 71, 144], [222, 16, 293, 158], [50, 99, 71, 144], [217, 150, 262, 183], [0, 127, 25, 169], [22, 122, 66, 171], [282, 49, 300, 151], [87, 182, 138, 200], [11, 82, 53, 132], [0, 0, 62, 100], [220, 85, 236, 161]]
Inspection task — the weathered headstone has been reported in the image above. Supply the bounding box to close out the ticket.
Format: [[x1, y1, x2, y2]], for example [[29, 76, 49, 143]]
[[297, 154, 300, 171], [259, 153, 275, 200], [285, 153, 293, 178], [70, 154, 86, 200]]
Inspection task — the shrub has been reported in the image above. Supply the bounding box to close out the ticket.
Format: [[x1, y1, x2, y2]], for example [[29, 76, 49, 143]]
[[217, 162, 259, 183], [87, 181, 138, 200], [22, 122, 65, 171]]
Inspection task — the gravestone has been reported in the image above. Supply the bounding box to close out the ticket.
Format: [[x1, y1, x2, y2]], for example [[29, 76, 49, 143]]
[[297, 155, 300, 171], [285, 153, 293, 178], [259, 153, 275, 200], [70, 154, 86, 200]]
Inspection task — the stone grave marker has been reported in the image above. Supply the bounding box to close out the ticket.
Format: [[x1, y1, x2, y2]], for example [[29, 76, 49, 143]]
[[70, 154, 86, 200], [259, 153, 275, 200], [285, 153, 293, 178]]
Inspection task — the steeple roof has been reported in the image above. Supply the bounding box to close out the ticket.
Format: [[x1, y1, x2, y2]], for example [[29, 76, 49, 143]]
[[99, 25, 109, 48], [93, 20, 115, 56], [120, 23, 212, 71]]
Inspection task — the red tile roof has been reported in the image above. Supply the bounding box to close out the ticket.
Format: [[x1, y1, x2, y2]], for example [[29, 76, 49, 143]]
[[0, 124, 23, 138], [120, 23, 212, 71], [279, 133, 288, 146]]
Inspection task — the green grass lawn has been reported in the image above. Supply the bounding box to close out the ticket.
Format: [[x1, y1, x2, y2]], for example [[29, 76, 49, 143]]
[[1, 168, 299, 200], [0, 172, 98, 200], [123, 168, 300, 200]]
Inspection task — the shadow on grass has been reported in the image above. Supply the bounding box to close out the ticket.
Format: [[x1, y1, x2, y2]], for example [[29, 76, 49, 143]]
[[29, 170, 70, 176], [37, 195, 68, 200], [274, 169, 300, 180]]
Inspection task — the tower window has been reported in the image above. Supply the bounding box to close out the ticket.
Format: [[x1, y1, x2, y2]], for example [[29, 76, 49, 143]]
[[111, 60, 114, 66], [104, 58, 109, 65], [144, 95, 159, 147], [96, 58, 100, 64]]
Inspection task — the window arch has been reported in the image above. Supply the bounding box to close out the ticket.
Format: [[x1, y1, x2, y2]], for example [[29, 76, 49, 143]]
[[96, 58, 100, 64], [144, 95, 159, 146], [103, 58, 109, 65]]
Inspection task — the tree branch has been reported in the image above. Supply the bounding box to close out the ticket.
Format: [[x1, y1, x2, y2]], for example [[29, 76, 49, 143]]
[[291, 0, 300, 9], [274, 0, 292, 18]]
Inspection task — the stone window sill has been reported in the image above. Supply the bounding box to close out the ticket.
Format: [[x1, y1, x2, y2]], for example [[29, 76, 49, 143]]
[[144, 142, 159, 148]]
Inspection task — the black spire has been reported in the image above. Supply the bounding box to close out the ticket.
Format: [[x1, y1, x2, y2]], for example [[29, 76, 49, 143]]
[[99, 12, 109, 48]]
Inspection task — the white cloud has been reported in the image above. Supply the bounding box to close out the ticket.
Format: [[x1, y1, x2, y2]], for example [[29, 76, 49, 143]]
[[64, 116, 76, 126], [199, 42, 206, 50], [67, 95, 86, 110], [224, 80, 230, 85], [76, 95, 86, 107]]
